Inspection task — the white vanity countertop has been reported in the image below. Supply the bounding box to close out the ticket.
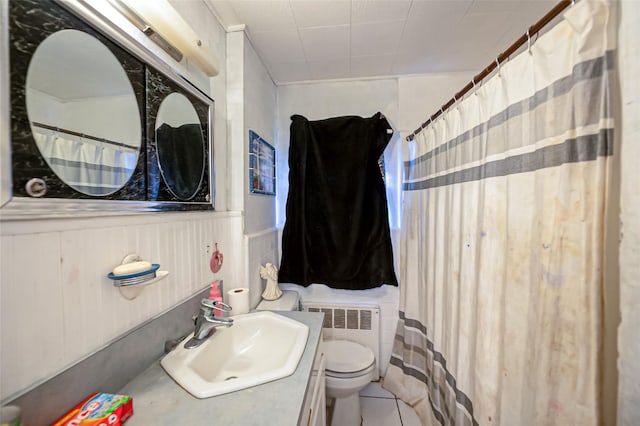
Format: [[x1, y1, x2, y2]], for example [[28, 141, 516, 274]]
[[119, 311, 324, 426]]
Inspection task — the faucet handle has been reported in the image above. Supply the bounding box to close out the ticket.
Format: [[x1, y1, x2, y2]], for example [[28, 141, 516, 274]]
[[200, 298, 232, 312]]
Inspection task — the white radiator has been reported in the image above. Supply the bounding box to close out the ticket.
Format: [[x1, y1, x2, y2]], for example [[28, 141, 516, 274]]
[[301, 302, 381, 380]]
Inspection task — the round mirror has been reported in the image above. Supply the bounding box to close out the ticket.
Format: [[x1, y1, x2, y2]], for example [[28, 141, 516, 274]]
[[25, 29, 141, 196], [155, 93, 205, 200]]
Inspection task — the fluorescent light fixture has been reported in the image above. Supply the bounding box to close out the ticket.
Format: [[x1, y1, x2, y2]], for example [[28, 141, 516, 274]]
[[108, 0, 219, 76]]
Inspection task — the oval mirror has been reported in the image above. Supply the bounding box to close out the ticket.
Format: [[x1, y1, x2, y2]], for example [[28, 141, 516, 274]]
[[154, 93, 205, 200], [25, 29, 141, 196]]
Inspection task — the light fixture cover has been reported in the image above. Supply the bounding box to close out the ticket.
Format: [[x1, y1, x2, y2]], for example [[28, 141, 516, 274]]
[[117, 0, 219, 76]]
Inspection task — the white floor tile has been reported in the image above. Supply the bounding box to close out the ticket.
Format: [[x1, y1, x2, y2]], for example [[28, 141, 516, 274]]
[[360, 382, 396, 399], [361, 397, 402, 426], [397, 399, 422, 426]]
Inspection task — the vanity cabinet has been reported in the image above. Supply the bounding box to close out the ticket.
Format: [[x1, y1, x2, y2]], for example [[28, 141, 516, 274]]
[[300, 339, 326, 426], [117, 311, 325, 426]]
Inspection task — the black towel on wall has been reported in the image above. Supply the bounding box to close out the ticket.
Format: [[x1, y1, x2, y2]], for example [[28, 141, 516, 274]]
[[279, 112, 398, 290], [155, 123, 204, 199]]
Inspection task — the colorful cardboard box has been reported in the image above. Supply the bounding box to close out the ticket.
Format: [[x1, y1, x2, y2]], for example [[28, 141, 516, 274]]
[[52, 393, 133, 426]]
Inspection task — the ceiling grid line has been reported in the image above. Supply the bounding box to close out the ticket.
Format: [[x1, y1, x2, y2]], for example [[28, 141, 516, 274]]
[[207, 0, 559, 85]]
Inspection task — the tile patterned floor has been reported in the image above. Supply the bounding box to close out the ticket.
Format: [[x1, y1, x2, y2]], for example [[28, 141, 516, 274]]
[[359, 382, 421, 426]]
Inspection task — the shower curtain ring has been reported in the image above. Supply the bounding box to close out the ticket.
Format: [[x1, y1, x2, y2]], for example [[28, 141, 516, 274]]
[[527, 30, 532, 54], [496, 58, 501, 76]]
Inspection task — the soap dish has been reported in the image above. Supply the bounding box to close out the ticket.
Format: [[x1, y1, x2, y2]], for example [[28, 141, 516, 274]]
[[109, 254, 169, 300], [108, 264, 160, 287], [117, 271, 169, 300]]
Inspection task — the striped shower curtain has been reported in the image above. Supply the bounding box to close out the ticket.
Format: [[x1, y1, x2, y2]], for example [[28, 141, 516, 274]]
[[383, 1, 615, 425], [34, 130, 138, 196]]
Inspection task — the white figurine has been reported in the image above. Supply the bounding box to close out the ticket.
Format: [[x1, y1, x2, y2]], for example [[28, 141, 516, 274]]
[[260, 263, 282, 301]]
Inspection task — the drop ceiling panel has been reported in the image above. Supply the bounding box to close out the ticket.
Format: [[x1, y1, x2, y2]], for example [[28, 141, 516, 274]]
[[397, 1, 472, 55], [290, 1, 351, 27], [249, 29, 306, 62], [208, 0, 565, 84], [299, 25, 350, 60], [229, 1, 297, 32], [351, 20, 405, 56], [446, 11, 514, 55], [308, 57, 351, 80], [392, 51, 441, 75], [267, 60, 311, 83], [466, 0, 520, 15], [351, 54, 394, 78], [351, 0, 412, 24]]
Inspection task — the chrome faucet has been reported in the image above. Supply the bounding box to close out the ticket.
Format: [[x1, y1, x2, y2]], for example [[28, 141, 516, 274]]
[[184, 298, 233, 349]]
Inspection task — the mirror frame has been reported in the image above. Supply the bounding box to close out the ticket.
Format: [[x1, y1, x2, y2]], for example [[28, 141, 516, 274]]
[[0, 0, 11, 208], [147, 67, 211, 204], [0, 0, 215, 219], [10, 1, 146, 200]]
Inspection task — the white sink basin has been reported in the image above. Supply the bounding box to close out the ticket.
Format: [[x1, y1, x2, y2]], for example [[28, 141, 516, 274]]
[[161, 311, 309, 398]]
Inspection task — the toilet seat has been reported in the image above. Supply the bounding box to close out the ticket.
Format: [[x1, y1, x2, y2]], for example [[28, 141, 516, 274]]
[[324, 340, 375, 378]]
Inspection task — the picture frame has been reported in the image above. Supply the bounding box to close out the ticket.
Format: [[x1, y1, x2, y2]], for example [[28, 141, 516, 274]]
[[248, 130, 276, 196]]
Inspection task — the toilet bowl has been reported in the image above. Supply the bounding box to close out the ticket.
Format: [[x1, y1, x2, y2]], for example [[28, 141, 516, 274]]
[[324, 339, 376, 426]]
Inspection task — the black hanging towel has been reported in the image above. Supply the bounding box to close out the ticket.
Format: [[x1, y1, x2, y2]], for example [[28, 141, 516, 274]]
[[279, 112, 398, 290]]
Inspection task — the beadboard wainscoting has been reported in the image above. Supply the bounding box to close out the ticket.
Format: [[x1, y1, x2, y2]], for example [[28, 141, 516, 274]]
[[245, 228, 279, 309], [0, 211, 244, 402]]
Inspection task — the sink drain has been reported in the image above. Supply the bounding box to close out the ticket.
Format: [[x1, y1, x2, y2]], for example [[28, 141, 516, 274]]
[[225, 376, 238, 381]]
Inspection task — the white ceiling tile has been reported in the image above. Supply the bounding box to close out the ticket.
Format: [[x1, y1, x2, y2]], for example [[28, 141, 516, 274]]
[[209, 0, 563, 83], [351, 20, 405, 56], [351, 54, 394, 77], [207, 1, 242, 28], [466, 0, 520, 15], [248, 29, 306, 62], [404, 0, 472, 28], [454, 12, 521, 55], [267, 60, 311, 84], [290, 1, 351, 28], [391, 51, 439, 75], [299, 25, 350, 60], [351, 0, 412, 24], [230, 1, 296, 32], [307, 57, 351, 80], [397, 0, 472, 54], [392, 43, 489, 75]]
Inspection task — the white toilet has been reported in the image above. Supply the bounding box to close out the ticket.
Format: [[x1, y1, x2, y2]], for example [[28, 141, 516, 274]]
[[324, 339, 376, 426]]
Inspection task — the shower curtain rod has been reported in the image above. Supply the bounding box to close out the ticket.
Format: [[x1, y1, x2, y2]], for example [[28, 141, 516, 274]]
[[406, 0, 573, 142], [32, 121, 139, 150]]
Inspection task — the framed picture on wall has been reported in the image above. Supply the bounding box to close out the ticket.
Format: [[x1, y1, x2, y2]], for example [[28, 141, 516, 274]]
[[248, 130, 276, 196]]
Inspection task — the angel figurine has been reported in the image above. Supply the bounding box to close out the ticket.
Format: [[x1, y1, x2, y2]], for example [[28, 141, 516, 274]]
[[259, 263, 282, 301]]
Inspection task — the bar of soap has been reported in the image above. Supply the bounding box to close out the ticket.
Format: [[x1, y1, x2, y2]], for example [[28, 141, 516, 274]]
[[113, 261, 152, 276]]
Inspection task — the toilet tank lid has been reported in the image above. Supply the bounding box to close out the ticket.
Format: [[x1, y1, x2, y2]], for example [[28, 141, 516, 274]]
[[255, 290, 299, 311], [324, 340, 375, 373]]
